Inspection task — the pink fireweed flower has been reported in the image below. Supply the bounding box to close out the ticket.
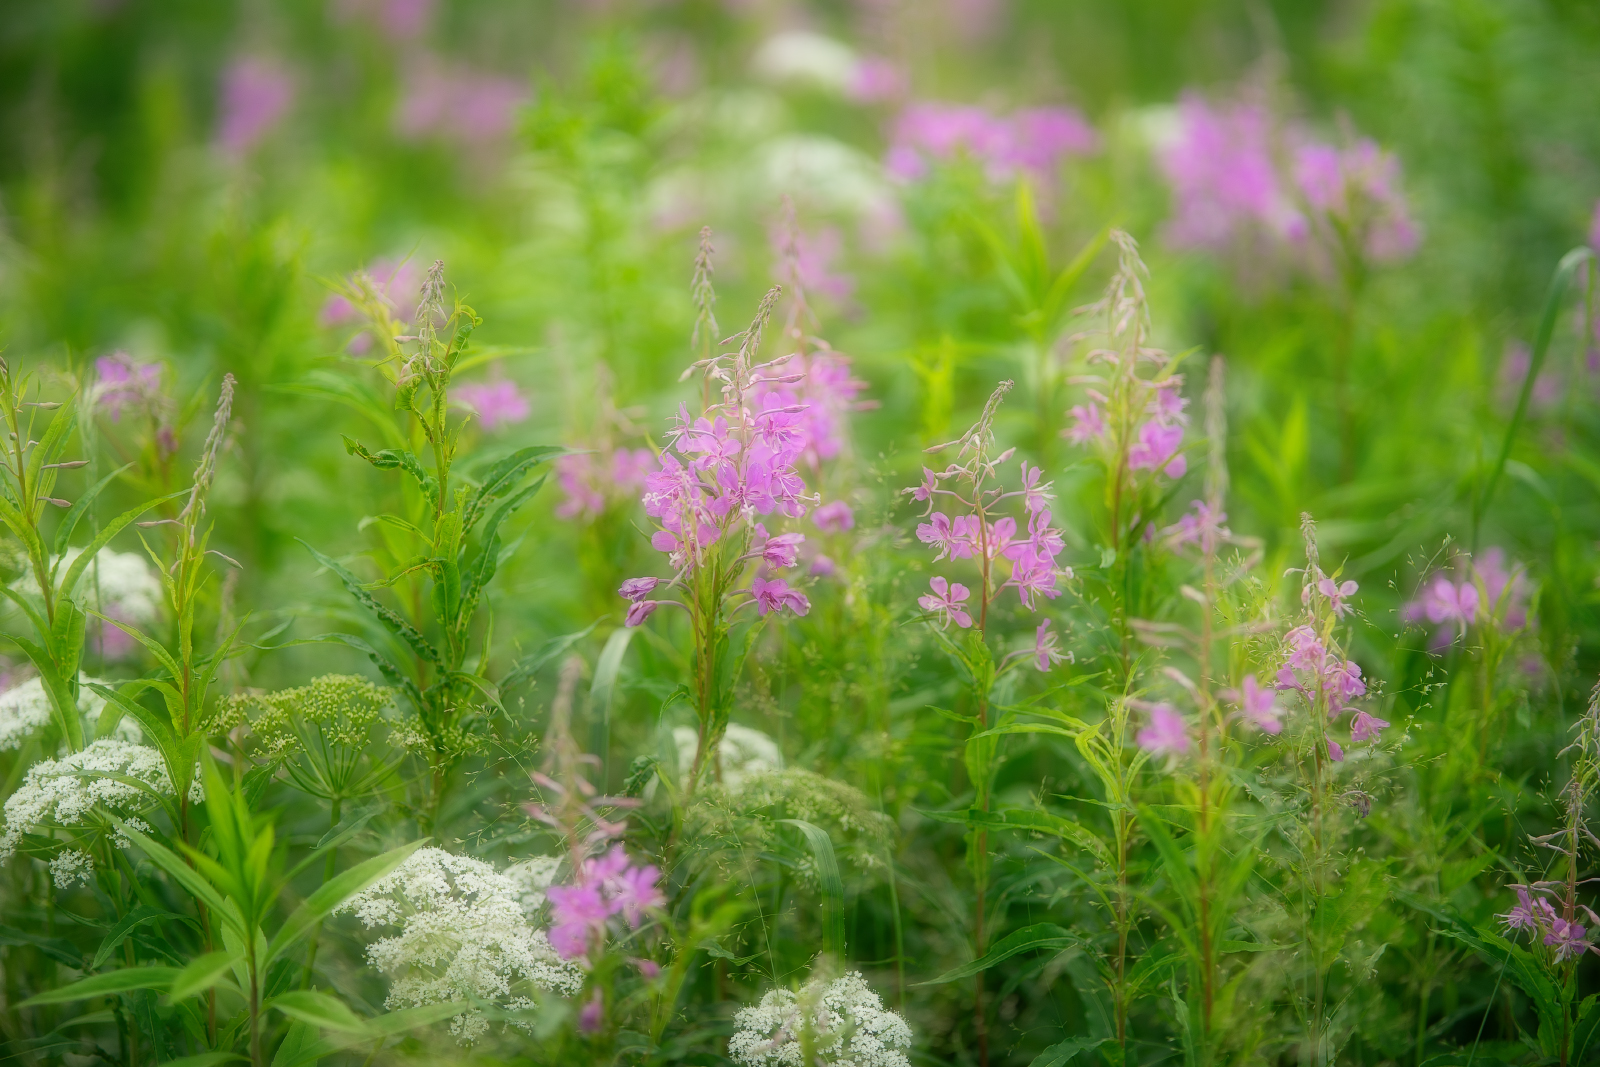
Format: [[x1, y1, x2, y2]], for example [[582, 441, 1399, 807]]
[[579, 990, 604, 1032], [1349, 709, 1389, 743], [218, 58, 294, 155], [760, 532, 806, 568], [625, 601, 661, 628], [847, 55, 906, 103], [396, 64, 526, 144], [632, 957, 661, 979], [455, 380, 530, 429], [750, 576, 811, 617], [1019, 462, 1052, 513], [1325, 659, 1367, 713], [1224, 675, 1282, 734], [1315, 576, 1359, 618], [772, 224, 854, 303], [1292, 138, 1419, 263], [613, 864, 665, 927], [1157, 93, 1304, 251], [1127, 420, 1186, 479], [1137, 704, 1190, 756], [1033, 618, 1069, 672], [886, 102, 1098, 183], [918, 576, 972, 629], [1284, 626, 1326, 672], [1064, 402, 1106, 445], [1327, 739, 1344, 762], [916, 513, 960, 560], [1546, 917, 1595, 962], [1003, 508, 1065, 564], [546, 883, 610, 959], [810, 555, 836, 577], [912, 467, 939, 501], [1005, 547, 1063, 609], [1152, 381, 1190, 425], [94, 354, 163, 420], [1163, 501, 1228, 553], [619, 577, 660, 602], [814, 500, 854, 533], [1499, 886, 1558, 934]]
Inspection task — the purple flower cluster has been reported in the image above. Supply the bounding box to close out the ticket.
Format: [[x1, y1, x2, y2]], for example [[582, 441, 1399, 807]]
[[1137, 703, 1190, 756], [620, 337, 822, 628], [94, 354, 164, 422], [454, 379, 531, 431], [886, 103, 1099, 184], [1499, 886, 1598, 962], [320, 258, 424, 354], [1401, 548, 1529, 650], [217, 58, 294, 156], [1275, 597, 1390, 759], [1156, 91, 1418, 267], [751, 352, 865, 468], [556, 448, 655, 520], [396, 63, 527, 145], [546, 845, 664, 961], [1067, 376, 1189, 481], [770, 224, 854, 304]]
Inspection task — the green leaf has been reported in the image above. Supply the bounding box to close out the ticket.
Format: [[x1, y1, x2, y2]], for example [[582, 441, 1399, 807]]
[[93, 907, 189, 970], [499, 620, 601, 693], [269, 990, 368, 1033], [111, 817, 242, 939], [265, 838, 428, 965], [159, 1054, 247, 1067], [298, 541, 442, 670], [340, 437, 438, 500], [916, 924, 1086, 986], [779, 819, 845, 956], [460, 445, 563, 534], [18, 966, 180, 1006], [52, 463, 134, 557], [0, 923, 84, 967], [167, 950, 246, 1002], [57, 490, 186, 604], [1029, 1037, 1113, 1067]]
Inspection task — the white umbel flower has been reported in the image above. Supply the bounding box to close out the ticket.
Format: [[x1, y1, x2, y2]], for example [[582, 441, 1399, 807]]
[[0, 739, 178, 862], [729, 972, 913, 1067], [675, 723, 782, 789], [336, 848, 584, 1044], [14, 547, 163, 623], [49, 848, 95, 888], [752, 31, 859, 94], [502, 854, 563, 917], [0, 674, 119, 752]]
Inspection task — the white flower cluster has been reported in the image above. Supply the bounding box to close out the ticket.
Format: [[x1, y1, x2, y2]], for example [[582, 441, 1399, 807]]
[[675, 723, 782, 789], [0, 674, 121, 752], [335, 848, 584, 1044], [49, 848, 95, 888], [0, 739, 180, 863], [729, 972, 913, 1067], [502, 854, 562, 915]]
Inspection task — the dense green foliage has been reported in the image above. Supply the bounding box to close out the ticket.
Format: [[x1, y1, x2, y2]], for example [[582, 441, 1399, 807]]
[[5, 3, 1600, 1066]]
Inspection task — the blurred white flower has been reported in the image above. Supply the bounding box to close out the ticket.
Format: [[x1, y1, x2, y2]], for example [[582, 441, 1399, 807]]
[[729, 971, 913, 1067], [503, 854, 563, 916], [760, 136, 892, 217], [752, 32, 858, 94], [0, 739, 181, 863], [336, 848, 583, 1044], [0, 674, 120, 752], [674, 723, 782, 790]]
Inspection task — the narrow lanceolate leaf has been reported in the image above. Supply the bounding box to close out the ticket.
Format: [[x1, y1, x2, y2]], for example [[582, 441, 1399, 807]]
[[299, 540, 442, 670], [265, 838, 428, 964], [166, 950, 246, 1002], [0, 924, 84, 968], [18, 966, 181, 1006], [57, 490, 186, 603], [916, 924, 1087, 986], [499, 620, 601, 693], [110, 817, 242, 939], [52, 464, 132, 558], [93, 907, 191, 970], [1029, 1037, 1114, 1067], [269, 990, 369, 1032], [460, 445, 562, 533], [779, 819, 845, 957], [341, 436, 438, 500]]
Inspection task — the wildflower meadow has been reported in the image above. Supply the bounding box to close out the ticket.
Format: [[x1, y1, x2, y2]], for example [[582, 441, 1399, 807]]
[[6, 2, 1600, 1065]]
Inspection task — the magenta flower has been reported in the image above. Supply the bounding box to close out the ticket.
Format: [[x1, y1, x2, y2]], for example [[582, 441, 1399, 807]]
[[1033, 618, 1068, 672], [396, 64, 526, 144], [1500, 886, 1557, 934], [847, 55, 906, 103], [1327, 739, 1344, 762], [1284, 626, 1327, 672], [1065, 402, 1106, 445], [1325, 659, 1367, 712], [1005, 548, 1062, 609], [1157, 93, 1303, 251], [751, 576, 811, 617], [625, 601, 660, 628], [1350, 710, 1389, 743], [913, 467, 939, 501], [1316, 576, 1359, 617], [1292, 138, 1419, 262], [579, 990, 604, 1032], [546, 883, 609, 959], [760, 532, 806, 568], [218, 58, 294, 155], [94, 354, 163, 420], [1137, 704, 1190, 756], [918, 576, 972, 629], [814, 500, 855, 533], [613, 864, 665, 927], [886, 101, 1098, 183], [916, 513, 959, 560], [1127, 421, 1186, 478], [773, 224, 854, 303], [1163, 501, 1228, 553], [619, 577, 660, 602], [1224, 675, 1282, 735], [455, 380, 530, 429], [1019, 462, 1052, 513], [811, 555, 836, 577], [1546, 917, 1595, 962], [632, 957, 661, 979]]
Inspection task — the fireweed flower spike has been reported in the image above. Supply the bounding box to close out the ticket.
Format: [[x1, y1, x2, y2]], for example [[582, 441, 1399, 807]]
[[917, 576, 972, 629]]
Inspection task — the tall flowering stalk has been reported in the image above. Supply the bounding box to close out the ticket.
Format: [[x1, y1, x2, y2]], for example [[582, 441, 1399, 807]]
[[313, 261, 559, 828], [903, 381, 1071, 1066], [1064, 230, 1189, 675], [619, 248, 817, 793]]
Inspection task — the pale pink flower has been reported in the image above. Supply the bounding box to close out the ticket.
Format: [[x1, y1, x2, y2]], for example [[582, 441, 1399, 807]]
[[1033, 618, 1068, 672], [1316, 577, 1359, 617], [751, 576, 810, 617], [1546, 917, 1595, 962], [1327, 739, 1344, 762], [814, 500, 855, 533], [1499, 886, 1557, 934], [619, 577, 660, 602], [918, 576, 972, 629], [1350, 710, 1389, 743], [455, 380, 530, 429], [761, 532, 806, 568], [1064, 402, 1106, 445], [1127, 421, 1186, 478], [1137, 704, 1189, 756], [625, 601, 660, 628], [218, 58, 294, 155], [94, 354, 163, 420], [1223, 675, 1282, 734]]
